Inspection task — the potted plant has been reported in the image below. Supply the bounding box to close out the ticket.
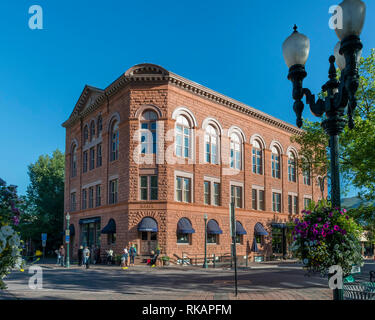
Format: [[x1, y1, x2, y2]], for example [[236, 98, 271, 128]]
[[161, 256, 170, 266], [290, 199, 363, 278]]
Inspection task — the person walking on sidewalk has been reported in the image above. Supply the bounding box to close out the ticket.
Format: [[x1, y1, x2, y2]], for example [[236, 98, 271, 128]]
[[83, 246, 90, 269], [78, 246, 83, 266], [59, 245, 66, 267], [121, 247, 129, 269], [55, 248, 61, 266], [129, 244, 137, 266]]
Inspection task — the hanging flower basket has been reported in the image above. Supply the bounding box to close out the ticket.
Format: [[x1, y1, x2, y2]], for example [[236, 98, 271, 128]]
[[290, 200, 363, 277]]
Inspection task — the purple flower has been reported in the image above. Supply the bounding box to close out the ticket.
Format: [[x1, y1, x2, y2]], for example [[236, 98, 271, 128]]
[[329, 212, 333, 218], [343, 209, 347, 213], [346, 216, 349, 220], [317, 217, 322, 222], [342, 230, 347, 235], [12, 216, 19, 226], [294, 218, 299, 224], [334, 225, 340, 231]]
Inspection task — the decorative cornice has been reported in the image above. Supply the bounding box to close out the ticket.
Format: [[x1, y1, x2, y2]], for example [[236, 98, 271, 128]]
[[62, 63, 303, 135]]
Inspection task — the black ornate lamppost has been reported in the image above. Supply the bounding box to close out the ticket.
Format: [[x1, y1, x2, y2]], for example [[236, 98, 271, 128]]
[[282, 0, 366, 301]]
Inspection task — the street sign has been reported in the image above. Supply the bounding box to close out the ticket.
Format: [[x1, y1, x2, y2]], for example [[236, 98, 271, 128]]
[[42, 240, 46, 247], [65, 235, 70, 243], [41, 233, 47, 241], [65, 229, 70, 236]]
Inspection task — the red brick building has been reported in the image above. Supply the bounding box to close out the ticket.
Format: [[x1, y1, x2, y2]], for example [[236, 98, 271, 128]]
[[62, 63, 322, 263]]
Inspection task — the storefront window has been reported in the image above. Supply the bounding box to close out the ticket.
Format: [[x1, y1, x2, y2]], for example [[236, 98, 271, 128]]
[[207, 234, 218, 244], [177, 233, 190, 244], [272, 228, 283, 254]]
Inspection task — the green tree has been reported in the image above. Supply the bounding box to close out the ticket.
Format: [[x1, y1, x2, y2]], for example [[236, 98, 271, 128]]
[[18, 150, 65, 253]]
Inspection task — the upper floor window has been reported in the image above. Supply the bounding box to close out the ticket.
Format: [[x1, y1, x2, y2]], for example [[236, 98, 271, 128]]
[[83, 126, 89, 144], [109, 179, 118, 204], [204, 181, 211, 205], [230, 133, 242, 170], [70, 193, 76, 212], [231, 185, 243, 209], [96, 143, 102, 168], [110, 122, 119, 161], [272, 192, 282, 213], [303, 167, 311, 185], [140, 175, 158, 201], [97, 115, 103, 137], [88, 187, 94, 209], [71, 145, 77, 178], [82, 189, 87, 210], [141, 110, 158, 155], [252, 140, 263, 175], [252, 188, 265, 211], [205, 125, 218, 164], [95, 185, 101, 207], [89, 147, 95, 170], [288, 152, 297, 182], [176, 176, 191, 203], [271, 146, 281, 179], [90, 121, 96, 141], [175, 116, 191, 158], [288, 195, 298, 214], [304, 197, 312, 210], [83, 151, 88, 173]]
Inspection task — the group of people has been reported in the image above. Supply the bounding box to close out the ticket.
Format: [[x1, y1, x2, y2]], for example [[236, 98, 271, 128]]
[[55, 243, 160, 269], [120, 245, 137, 269]]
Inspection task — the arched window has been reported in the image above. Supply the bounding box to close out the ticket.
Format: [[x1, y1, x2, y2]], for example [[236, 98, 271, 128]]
[[110, 121, 119, 161], [230, 133, 242, 170], [288, 152, 297, 182], [71, 145, 77, 178], [205, 125, 218, 164], [271, 146, 281, 179], [175, 115, 191, 158], [252, 140, 263, 175], [140, 110, 158, 155], [97, 115, 103, 137], [83, 126, 89, 144], [90, 121, 96, 141]]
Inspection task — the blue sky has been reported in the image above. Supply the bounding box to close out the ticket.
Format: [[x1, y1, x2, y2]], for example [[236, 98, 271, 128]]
[[0, 0, 374, 196]]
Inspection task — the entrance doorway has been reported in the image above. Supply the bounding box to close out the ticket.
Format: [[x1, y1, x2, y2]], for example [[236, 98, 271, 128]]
[[80, 218, 101, 250], [140, 232, 158, 255]]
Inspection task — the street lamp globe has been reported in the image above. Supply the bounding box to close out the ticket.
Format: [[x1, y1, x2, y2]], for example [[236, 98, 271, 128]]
[[334, 42, 346, 71], [282, 25, 310, 68], [335, 0, 366, 41], [204, 214, 208, 221]]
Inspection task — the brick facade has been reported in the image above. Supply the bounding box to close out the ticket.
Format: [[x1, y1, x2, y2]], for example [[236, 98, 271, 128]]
[[63, 64, 324, 262]]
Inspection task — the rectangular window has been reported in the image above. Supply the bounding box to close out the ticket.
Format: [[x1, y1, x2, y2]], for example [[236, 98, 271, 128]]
[[207, 234, 218, 244], [96, 144, 102, 168], [252, 149, 263, 174], [213, 183, 220, 206], [294, 196, 298, 214], [176, 177, 191, 203], [95, 185, 101, 207], [177, 234, 190, 244], [109, 179, 118, 204], [89, 147, 95, 170], [83, 151, 88, 173], [272, 192, 281, 213], [70, 193, 76, 212], [303, 170, 311, 185], [288, 195, 293, 214], [304, 198, 312, 209], [252, 189, 257, 210], [140, 176, 158, 201], [204, 181, 211, 205], [82, 189, 87, 210], [88, 187, 94, 208], [259, 190, 265, 211], [231, 186, 243, 209]]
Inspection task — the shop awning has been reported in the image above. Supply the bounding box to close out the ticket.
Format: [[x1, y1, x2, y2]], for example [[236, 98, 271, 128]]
[[138, 217, 158, 232], [101, 219, 116, 234], [254, 223, 269, 236], [251, 237, 259, 252], [236, 221, 247, 235], [177, 218, 195, 234], [207, 220, 223, 235]]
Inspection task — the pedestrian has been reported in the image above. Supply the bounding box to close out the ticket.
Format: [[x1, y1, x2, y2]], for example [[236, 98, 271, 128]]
[[129, 244, 137, 266], [55, 248, 61, 266], [83, 246, 90, 269], [78, 246, 83, 266], [59, 245, 65, 267], [106, 248, 114, 265], [121, 247, 129, 269]]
